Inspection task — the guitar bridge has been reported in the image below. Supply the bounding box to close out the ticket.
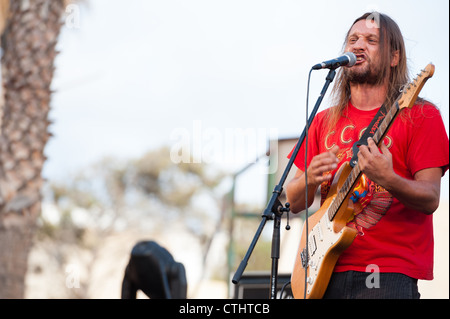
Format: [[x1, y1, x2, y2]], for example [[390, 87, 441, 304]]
[[301, 232, 318, 269], [300, 248, 308, 269]]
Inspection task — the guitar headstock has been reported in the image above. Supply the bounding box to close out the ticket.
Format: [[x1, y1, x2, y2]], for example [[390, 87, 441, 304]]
[[397, 63, 435, 109]]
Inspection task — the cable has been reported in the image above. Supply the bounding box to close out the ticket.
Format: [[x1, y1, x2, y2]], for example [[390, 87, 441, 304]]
[[280, 280, 292, 299], [303, 68, 313, 299]]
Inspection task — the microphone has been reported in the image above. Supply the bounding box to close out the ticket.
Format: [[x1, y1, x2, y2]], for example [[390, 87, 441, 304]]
[[312, 52, 357, 70]]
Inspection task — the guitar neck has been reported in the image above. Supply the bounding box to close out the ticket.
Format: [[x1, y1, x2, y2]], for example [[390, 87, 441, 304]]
[[327, 101, 401, 222]]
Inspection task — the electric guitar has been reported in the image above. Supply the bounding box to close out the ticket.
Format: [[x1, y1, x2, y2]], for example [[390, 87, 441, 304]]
[[290, 63, 435, 299]]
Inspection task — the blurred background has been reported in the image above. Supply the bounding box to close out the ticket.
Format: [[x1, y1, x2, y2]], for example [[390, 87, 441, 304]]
[[0, 0, 448, 299]]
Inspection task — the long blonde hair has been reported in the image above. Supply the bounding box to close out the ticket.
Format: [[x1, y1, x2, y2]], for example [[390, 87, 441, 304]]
[[327, 12, 410, 127]]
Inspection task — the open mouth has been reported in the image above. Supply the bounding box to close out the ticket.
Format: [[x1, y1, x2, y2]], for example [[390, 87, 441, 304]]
[[355, 54, 366, 64]]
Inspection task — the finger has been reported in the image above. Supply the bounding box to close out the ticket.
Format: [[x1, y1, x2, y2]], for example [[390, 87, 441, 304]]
[[311, 156, 338, 173], [311, 152, 338, 168], [357, 151, 367, 171], [316, 163, 338, 175], [380, 141, 391, 158], [367, 137, 381, 155], [357, 149, 365, 164], [317, 171, 334, 182], [321, 173, 333, 183], [322, 146, 340, 166], [317, 147, 339, 161], [330, 145, 340, 156], [358, 144, 371, 158], [307, 169, 331, 186], [357, 144, 371, 167]]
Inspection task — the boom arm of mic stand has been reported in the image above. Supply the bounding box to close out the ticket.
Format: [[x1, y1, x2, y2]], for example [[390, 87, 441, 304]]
[[231, 68, 337, 299]]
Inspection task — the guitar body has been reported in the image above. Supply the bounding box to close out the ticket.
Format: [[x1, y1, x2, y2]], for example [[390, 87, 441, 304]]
[[291, 162, 358, 299]]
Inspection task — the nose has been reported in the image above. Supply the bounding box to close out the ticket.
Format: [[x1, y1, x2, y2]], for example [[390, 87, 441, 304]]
[[350, 37, 365, 51]]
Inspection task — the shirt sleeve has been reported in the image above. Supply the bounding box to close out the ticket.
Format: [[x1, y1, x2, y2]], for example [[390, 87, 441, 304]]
[[287, 111, 325, 171], [406, 104, 449, 176]]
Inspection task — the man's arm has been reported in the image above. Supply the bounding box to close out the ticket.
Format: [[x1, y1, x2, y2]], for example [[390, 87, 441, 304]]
[[358, 137, 442, 214]]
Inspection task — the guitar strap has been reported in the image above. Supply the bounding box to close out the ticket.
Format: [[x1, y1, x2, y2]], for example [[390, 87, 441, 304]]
[[349, 103, 389, 168]]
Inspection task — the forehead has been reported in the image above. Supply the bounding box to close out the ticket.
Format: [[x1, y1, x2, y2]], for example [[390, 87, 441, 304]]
[[348, 19, 380, 38]]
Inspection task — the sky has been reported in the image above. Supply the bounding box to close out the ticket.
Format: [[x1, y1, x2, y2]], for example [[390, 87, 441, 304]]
[[42, 0, 449, 202]]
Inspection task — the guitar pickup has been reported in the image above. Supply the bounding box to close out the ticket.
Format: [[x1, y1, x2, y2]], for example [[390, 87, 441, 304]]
[[308, 234, 317, 256]]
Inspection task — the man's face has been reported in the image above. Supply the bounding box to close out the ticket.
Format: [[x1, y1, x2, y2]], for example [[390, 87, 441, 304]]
[[344, 19, 383, 85]]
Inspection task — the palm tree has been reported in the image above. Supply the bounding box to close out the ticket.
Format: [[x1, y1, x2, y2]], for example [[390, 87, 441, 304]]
[[0, 0, 69, 298]]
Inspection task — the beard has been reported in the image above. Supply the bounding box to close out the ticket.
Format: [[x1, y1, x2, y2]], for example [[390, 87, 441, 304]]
[[344, 57, 383, 85]]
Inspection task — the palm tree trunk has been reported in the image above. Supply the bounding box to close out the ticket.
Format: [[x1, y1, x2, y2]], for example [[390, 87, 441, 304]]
[[0, 0, 65, 298]]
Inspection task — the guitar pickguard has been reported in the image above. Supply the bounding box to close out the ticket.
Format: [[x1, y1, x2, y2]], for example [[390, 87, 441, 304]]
[[302, 206, 346, 294]]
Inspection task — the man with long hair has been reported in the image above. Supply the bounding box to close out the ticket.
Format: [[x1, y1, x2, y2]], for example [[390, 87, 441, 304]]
[[286, 12, 449, 298]]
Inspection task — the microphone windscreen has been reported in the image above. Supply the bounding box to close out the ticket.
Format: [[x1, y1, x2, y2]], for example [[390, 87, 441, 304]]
[[344, 52, 357, 67]]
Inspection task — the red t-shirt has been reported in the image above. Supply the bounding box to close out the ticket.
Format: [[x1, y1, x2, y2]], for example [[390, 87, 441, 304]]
[[289, 101, 449, 280]]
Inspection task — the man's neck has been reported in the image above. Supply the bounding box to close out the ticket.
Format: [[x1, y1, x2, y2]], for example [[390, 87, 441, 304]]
[[350, 82, 388, 111]]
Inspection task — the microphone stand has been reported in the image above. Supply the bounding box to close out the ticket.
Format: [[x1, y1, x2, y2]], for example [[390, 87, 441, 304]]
[[232, 68, 337, 299]]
